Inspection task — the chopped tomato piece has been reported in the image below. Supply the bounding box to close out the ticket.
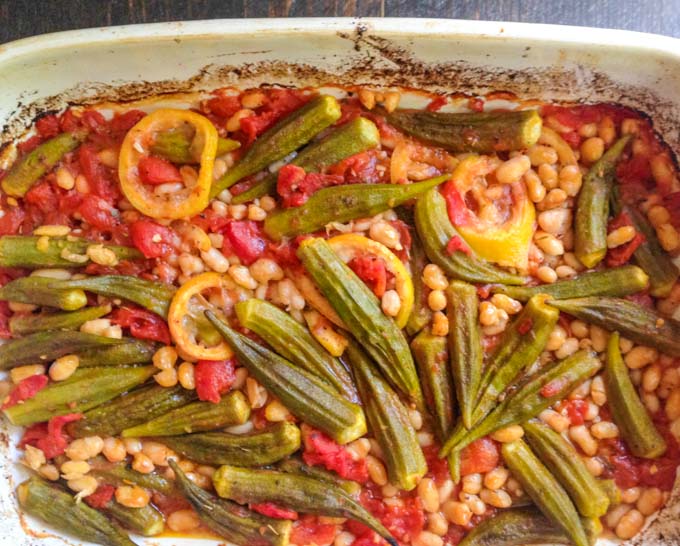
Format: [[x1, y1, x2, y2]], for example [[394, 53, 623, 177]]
[[206, 94, 242, 119], [78, 143, 119, 202], [85, 484, 115, 509], [2, 375, 48, 409], [277, 164, 343, 207], [460, 437, 500, 476], [290, 515, 338, 546], [0, 207, 26, 236], [109, 306, 171, 344], [381, 496, 425, 543], [138, 156, 183, 186], [222, 220, 266, 266], [329, 149, 387, 185], [238, 89, 309, 145], [446, 235, 472, 256], [559, 399, 589, 426], [250, 502, 299, 520], [78, 194, 118, 231], [422, 445, 451, 484], [19, 413, 82, 459], [348, 255, 388, 298], [130, 219, 176, 259], [17, 135, 43, 155], [25, 180, 59, 217], [0, 301, 11, 339], [468, 97, 485, 112], [302, 425, 369, 483], [427, 96, 449, 112], [617, 154, 652, 188], [35, 114, 61, 139], [194, 359, 236, 403], [606, 212, 645, 267], [108, 110, 146, 136]]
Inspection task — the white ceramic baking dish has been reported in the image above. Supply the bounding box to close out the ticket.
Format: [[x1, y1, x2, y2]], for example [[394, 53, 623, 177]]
[[0, 17, 679, 546]]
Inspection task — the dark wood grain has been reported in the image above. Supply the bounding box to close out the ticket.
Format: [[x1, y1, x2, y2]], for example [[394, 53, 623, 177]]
[[1, 0, 679, 45]]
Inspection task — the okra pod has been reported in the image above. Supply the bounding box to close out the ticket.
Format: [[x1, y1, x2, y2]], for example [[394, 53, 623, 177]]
[[265, 175, 449, 241], [68, 384, 197, 438], [89, 458, 174, 495], [411, 329, 455, 441], [549, 296, 680, 356], [3, 366, 156, 426], [383, 108, 542, 153], [611, 186, 680, 297], [235, 299, 358, 401], [232, 116, 380, 204], [211, 95, 342, 197], [502, 440, 589, 546], [103, 500, 165, 536], [53, 275, 176, 317], [606, 331, 667, 458], [574, 135, 631, 268], [160, 422, 301, 466], [9, 304, 111, 335], [405, 226, 433, 336], [0, 236, 141, 268], [471, 295, 559, 426], [0, 330, 127, 369], [345, 341, 427, 491], [170, 460, 291, 546], [297, 237, 423, 408], [415, 188, 526, 285], [446, 281, 482, 429], [77, 338, 158, 367], [524, 420, 610, 517], [121, 391, 250, 437], [459, 506, 600, 546], [599, 479, 622, 506], [441, 350, 601, 456], [493, 265, 649, 301], [17, 477, 135, 546], [213, 465, 397, 546], [2, 132, 85, 197], [0, 275, 87, 310], [151, 128, 240, 163], [277, 457, 361, 496], [206, 310, 366, 444]]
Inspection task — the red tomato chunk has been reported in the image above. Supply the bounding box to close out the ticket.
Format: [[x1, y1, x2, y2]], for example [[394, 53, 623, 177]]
[[194, 359, 236, 403], [302, 425, 369, 483], [2, 375, 48, 409], [109, 306, 171, 344], [460, 438, 500, 476], [250, 502, 299, 520], [138, 156, 183, 186], [348, 255, 388, 298]]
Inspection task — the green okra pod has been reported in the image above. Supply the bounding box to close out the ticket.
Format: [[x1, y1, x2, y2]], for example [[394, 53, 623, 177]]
[[502, 440, 589, 546], [277, 457, 361, 496], [606, 331, 667, 458], [3, 366, 156, 426], [206, 310, 366, 444], [470, 294, 559, 427], [574, 135, 631, 268], [441, 350, 601, 456], [102, 500, 165, 537], [415, 188, 526, 285], [265, 175, 449, 241], [232, 116, 380, 204], [17, 477, 135, 546], [235, 299, 358, 402], [68, 384, 197, 438], [160, 422, 301, 466], [121, 390, 250, 437], [411, 329, 455, 441], [53, 275, 176, 317], [383, 108, 542, 153], [213, 465, 397, 546], [446, 280, 482, 430], [77, 338, 158, 367], [9, 304, 111, 335], [549, 296, 680, 356], [170, 461, 291, 546], [524, 420, 610, 517], [151, 128, 240, 163], [211, 95, 342, 197], [611, 186, 680, 297], [405, 226, 433, 336], [0, 275, 87, 310], [89, 458, 174, 495], [345, 341, 427, 491], [493, 265, 649, 301], [599, 479, 622, 506], [0, 236, 141, 268], [2, 132, 85, 197]]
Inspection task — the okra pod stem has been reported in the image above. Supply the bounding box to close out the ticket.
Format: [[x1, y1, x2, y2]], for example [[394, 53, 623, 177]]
[[549, 296, 680, 356], [235, 299, 358, 401], [415, 188, 526, 285], [17, 477, 135, 546], [0, 236, 142, 268], [3, 366, 156, 426], [103, 500, 165, 536], [53, 275, 176, 317], [606, 331, 667, 458], [0, 275, 87, 310], [151, 128, 239, 163], [121, 391, 250, 437], [574, 135, 631, 268], [493, 265, 649, 301], [265, 175, 449, 241], [9, 304, 111, 335], [2, 132, 85, 197], [232, 116, 380, 204], [502, 440, 589, 546], [211, 95, 342, 197], [346, 341, 427, 491], [212, 465, 397, 546], [170, 460, 291, 546], [297, 237, 423, 409], [446, 280, 482, 430], [383, 108, 542, 153], [524, 420, 610, 517], [206, 310, 366, 444]]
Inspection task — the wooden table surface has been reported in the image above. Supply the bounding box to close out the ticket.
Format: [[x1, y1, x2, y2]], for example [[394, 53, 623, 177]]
[[2, 0, 679, 45]]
